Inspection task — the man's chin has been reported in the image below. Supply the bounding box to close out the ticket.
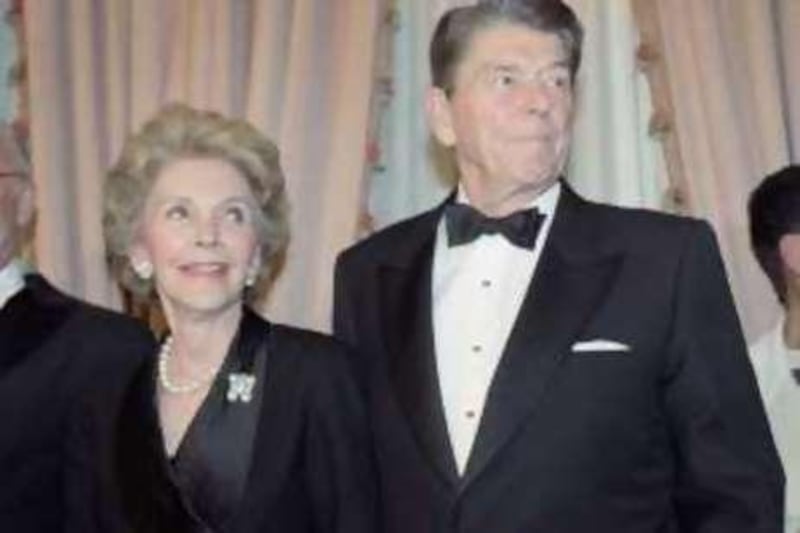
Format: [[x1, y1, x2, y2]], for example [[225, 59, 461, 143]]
[[510, 169, 560, 190]]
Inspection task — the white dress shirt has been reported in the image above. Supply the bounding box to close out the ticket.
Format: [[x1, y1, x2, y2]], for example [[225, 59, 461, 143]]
[[749, 317, 800, 533], [0, 259, 25, 310], [432, 182, 560, 474]]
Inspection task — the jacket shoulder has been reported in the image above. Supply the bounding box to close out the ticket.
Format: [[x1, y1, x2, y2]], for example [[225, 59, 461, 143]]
[[270, 323, 353, 368], [26, 274, 155, 354], [574, 198, 714, 251], [67, 297, 154, 346], [269, 323, 364, 390], [336, 207, 441, 276]]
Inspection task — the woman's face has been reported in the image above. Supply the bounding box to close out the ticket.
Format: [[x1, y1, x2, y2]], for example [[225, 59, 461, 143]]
[[130, 157, 262, 319]]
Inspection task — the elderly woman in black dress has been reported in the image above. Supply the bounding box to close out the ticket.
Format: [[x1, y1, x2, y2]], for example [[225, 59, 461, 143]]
[[72, 104, 376, 533]]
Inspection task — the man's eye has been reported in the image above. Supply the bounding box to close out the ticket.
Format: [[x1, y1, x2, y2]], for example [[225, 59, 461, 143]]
[[165, 205, 189, 220], [544, 70, 570, 89], [492, 71, 517, 88]]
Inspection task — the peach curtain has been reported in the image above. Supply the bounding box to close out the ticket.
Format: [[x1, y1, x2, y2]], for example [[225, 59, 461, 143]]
[[633, 0, 800, 339], [24, 0, 383, 331]]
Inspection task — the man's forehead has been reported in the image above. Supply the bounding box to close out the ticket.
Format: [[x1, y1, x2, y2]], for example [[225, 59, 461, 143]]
[[464, 22, 567, 64]]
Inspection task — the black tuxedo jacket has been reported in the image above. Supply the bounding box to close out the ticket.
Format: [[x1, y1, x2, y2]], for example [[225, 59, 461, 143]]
[[69, 313, 377, 533], [333, 184, 784, 532], [0, 273, 154, 532]]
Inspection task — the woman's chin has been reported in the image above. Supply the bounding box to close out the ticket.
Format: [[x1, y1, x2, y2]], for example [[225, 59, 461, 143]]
[[161, 291, 245, 320]]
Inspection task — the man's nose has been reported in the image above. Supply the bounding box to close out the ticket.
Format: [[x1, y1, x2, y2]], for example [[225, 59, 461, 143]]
[[517, 82, 553, 116]]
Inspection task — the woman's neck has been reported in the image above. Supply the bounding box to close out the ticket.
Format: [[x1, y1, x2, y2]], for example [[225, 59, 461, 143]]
[[166, 303, 243, 369]]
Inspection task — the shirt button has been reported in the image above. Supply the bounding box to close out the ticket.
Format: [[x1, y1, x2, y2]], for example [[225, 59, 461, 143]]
[[471, 345, 483, 354], [481, 279, 492, 288], [465, 410, 476, 419]]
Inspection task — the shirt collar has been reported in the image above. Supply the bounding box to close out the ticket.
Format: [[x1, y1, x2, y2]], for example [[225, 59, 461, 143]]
[[455, 180, 561, 219], [0, 259, 26, 309], [777, 315, 800, 367]]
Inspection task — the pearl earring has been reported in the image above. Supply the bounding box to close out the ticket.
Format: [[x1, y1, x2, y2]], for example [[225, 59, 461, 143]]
[[133, 260, 153, 280], [245, 263, 260, 287]]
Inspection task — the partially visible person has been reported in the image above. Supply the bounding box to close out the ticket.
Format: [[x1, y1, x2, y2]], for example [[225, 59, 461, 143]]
[[749, 164, 800, 533], [0, 120, 154, 533], [71, 103, 376, 533]]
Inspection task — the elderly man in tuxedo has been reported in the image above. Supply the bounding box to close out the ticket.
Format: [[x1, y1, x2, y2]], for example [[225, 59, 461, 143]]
[[333, 0, 783, 531], [0, 122, 154, 532]]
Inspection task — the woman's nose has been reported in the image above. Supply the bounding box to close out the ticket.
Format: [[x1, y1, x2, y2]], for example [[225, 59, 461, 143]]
[[193, 217, 220, 247]]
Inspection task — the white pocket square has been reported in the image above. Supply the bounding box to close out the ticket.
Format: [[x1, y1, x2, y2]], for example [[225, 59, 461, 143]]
[[571, 339, 631, 353]]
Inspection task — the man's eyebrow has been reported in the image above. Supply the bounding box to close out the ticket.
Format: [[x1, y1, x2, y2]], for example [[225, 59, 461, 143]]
[[541, 59, 571, 71], [478, 61, 521, 72], [481, 58, 570, 72]]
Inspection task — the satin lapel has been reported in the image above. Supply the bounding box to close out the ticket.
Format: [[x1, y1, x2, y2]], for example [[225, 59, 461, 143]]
[[379, 211, 460, 487], [175, 310, 266, 530], [463, 186, 623, 486], [231, 318, 294, 533], [115, 357, 185, 526]]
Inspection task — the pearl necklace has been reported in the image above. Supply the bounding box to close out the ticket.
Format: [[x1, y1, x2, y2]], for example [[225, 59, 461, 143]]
[[157, 336, 219, 394]]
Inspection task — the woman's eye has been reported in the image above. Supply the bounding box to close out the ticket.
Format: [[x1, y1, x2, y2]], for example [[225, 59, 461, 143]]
[[224, 206, 248, 224], [165, 205, 189, 220]]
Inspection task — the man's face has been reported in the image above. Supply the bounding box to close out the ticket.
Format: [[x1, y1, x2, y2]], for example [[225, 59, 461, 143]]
[[429, 22, 574, 203], [0, 164, 32, 269]]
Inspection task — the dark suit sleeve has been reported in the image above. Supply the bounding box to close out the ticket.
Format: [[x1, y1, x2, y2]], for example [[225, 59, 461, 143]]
[[333, 253, 358, 347], [664, 222, 784, 532], [63, 316, 153, 533], [305, 342, 378, 533], [64, 393, 129, 533]]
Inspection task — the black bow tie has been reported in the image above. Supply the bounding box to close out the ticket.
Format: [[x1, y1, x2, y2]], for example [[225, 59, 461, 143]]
[[445, 203, 545, 249]]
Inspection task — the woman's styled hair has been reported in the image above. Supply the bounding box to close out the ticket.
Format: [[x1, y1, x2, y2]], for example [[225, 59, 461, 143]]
[[103, 103, 289, 297]]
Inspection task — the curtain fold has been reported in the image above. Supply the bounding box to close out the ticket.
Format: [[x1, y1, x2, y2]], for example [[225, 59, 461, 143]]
[[0, 0, 17, 121], [565, 0, 668, 210], [24, 0, 383, 331], [633, 0, 799, 339]]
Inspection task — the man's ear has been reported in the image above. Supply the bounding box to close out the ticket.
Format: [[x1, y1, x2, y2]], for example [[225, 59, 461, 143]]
[[426, 86, 457, 147], [779, 234, 800, 277], [14, 180, 35, 229]]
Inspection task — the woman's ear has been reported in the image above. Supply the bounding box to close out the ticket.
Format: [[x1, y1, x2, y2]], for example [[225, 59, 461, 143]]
[[245, 251, 262, 287], [128, 242, 154, 280]]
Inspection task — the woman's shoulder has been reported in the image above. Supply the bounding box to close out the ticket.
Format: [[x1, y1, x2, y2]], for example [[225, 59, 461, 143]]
[[268, 323, 350, 361], [265, 322, 361, 385], [265, 324, 368, 427], [242, 311, 362, 394]]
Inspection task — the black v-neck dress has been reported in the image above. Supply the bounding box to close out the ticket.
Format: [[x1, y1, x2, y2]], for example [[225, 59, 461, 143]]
[[77, 308, 377, 533]]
